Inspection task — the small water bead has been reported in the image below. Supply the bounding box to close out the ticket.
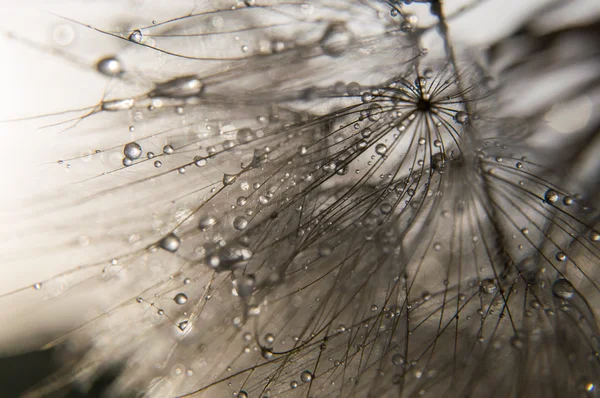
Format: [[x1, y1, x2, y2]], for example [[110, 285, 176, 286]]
[[147, 152, 155, 159], [183, 278, 192, 284], [480, 279, 497, 294], [265, 333, 275, 344], [380, 203, 393, 214], [552, 278, 575, 300], [375, 144, 388, 155], [122, 157, 133, 167], [163, 145, 174, 155], [233, 216, 249, 230], [124, 142, 142, 160], [544, 189, 559, 203], [592, 231, 600, 242], [361, 92, 374, 103], [33, 283, 42, 290], [157, 309, 165, 315], [320, 23, 352, 57], [223, 174, 237, 186], [128, 29, 143, 43], [101, 98, 135, 111], [556, 252, 567, 261], [194, 157, 207, 167], [154, 160, 162, 168], [238, 390, 248, 398], [392, 354, 405, 366], [174, 293, 188, 305], [159, 233, 181, 252], [454, 111, 469, 124], [290, 381, 298, 389], [355, 139, 368, 150], [300, 370, 313, 383], [199, 217, 217, 231], [150, 76, 203, 99], [261, 347, 274, 360], [400, 21, 413, 32], [563, 196, 574, 206], [96, 56, 123, 77], [317, 243, 332, 257]]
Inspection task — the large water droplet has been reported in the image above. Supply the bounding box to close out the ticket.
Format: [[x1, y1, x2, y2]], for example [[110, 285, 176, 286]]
[[233, 216, 249, 230], [174, 293, 188, 305], [129, 29, 143, 43], [375, 144, 388, 155], [96, 56, 124, 77], [159, 233, 181, 252], [454, 111, 469, 124], [544, 189, 559, 203], [300, 370, 313, 383], [320, 23, 352, 57], [149, 76, 204, 99], [123, 142, 142, 160], [552, 279, 574, 299]]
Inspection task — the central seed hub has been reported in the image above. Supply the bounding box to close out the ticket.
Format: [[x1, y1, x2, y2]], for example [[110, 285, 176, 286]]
[[416, 98, 431, 111]]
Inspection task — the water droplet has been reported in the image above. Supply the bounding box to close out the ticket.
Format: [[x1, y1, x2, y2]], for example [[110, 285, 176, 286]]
[[238, 391, 248, 398], [96, 56, 123, 77], [198, 217, 217, 231], [159, 233, 181, 252], [101, 98, 135, 111], [317, 243, 332, 257], [290, 381, 298, 389], [347, 82, 361, 96], [400, 21, 413, 32], [124, 142, 142, 160], [194, 156, 207, 167], [178, 320, 189, 330], [265, 333, 275, 344], [380, 203, 393, 214], [454, 111, 469, 124], [392, 354, 405, 366], [174, 293, 188, 305], [149, 76, 203, 98], [552, 278, 575, 300], [556, 252, 567, 262], [163, 145, 174, 155], [129, 29, 143, 43], [300, 370, 313, 383], [480, 279, 497, 294], [320, 23, 352, 57], [544, 189, 559, 203], [233, 216, 249, 230], [375, 144, 388, 155], [223, 174, 237, 185], [154, 160, 162, 168], [122, 157, 133, 167], [33, 283, 42, 290]]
